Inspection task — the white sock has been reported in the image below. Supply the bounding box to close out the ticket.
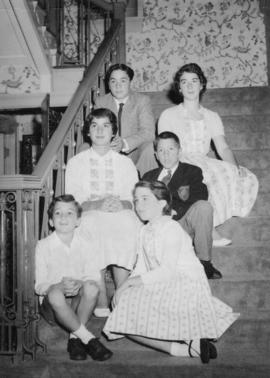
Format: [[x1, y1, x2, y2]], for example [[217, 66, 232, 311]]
[[69, 333, 77, 339], [94, 307, 111, 318], [73, 324, 95, 345], [189, 339, 200, 357], [170, 342, 190, 357]]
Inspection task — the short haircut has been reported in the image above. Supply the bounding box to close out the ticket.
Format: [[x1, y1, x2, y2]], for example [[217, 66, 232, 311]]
[[105, 63, 134, 85], [134, 180, 172, 216], [47, 194, 82, 220], [174, 63, 207, 102], [154, 131, 180, 151], [83, 108, 118, 145]]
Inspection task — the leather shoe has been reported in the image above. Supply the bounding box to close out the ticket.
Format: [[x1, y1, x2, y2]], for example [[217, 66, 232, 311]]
[[209, 341, 217, 359], [67, 338, 87, 361], [85, 338, 113, 361], [200, 260, 222, 279], [200, 338, 210, 364]]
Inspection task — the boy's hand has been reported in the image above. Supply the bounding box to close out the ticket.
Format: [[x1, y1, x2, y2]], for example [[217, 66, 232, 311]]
[[62, 277, 82, 296], [177, 185, 190, 201], [110, 136, 124, 152], [238, 166, 247, 178], [101, 195, 124, 212]]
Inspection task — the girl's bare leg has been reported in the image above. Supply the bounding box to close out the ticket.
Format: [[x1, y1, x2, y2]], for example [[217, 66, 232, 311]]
[[112, 266, 130, 288], [127, 335, 191, 356]]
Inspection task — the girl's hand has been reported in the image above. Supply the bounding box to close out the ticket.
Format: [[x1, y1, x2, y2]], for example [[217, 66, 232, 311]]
[[238, 166, 247, 178], [112, 276, 142, 307]]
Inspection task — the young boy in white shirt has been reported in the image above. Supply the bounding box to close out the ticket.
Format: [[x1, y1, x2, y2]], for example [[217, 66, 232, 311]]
[[35, 194, 112, 361]]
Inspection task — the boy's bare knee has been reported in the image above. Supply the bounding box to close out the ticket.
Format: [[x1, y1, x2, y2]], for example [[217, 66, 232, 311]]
[[82, 280, 100, 299], [47, 286, 64, 307], [194, 200, 213, 216]]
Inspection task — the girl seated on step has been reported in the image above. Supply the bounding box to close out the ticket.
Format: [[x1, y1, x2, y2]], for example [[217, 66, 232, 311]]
[[158, 63, 259, 247], [65, 108, 141, 316], [103, 180, 239, 363]]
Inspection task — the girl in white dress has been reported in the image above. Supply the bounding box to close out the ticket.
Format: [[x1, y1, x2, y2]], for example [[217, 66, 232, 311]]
[[103, 180, 239, 363], [158, 63, 259, 246], [65, 108, 141, 315]]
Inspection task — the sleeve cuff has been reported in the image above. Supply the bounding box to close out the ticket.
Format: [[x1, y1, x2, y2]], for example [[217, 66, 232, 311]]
[[122, 139, 129, 152]]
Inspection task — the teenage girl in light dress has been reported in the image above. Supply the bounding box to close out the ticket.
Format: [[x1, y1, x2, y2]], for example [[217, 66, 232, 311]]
[[65, 108, 141, 316], [103, 180, 239, 363], [158, 63, 259, 246]]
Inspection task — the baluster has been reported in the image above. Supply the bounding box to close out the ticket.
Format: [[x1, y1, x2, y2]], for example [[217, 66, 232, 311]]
[[0, 191, 17, 356]]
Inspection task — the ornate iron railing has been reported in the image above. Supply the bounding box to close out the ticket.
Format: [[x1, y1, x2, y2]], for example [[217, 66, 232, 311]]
[[0, 0, 126, 361]]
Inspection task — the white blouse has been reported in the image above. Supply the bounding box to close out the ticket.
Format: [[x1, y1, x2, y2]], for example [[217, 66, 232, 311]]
[[65, 148, 139, 204]]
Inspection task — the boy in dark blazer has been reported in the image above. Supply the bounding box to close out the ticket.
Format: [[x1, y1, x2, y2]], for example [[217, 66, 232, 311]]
[[143, 131, 222, 279]]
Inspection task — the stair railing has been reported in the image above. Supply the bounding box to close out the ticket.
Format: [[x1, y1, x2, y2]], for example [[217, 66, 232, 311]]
[[0, 0, 126, 361]]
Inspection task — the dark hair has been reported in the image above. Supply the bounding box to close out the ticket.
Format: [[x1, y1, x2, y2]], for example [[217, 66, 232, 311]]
[[83, 108, 118, 145], [154, 131, 180, 151], [105, 63, 134, 85], [174, 63, 207, 102], [48, 194, 82, 220], [134, 180, 172, 216]]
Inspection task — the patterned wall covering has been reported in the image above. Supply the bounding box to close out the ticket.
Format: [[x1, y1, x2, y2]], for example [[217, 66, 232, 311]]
[[0, 65, 40, 94], [127, 0, 268, 91]]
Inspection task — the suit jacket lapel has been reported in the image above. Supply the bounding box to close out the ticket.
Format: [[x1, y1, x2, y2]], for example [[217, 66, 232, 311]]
[[169, 163, 183, 190], [122, 91, 135, 116], [108, 94, 118, 114]]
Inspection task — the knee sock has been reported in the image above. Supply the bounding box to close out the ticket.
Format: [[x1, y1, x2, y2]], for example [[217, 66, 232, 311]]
[[73, 324, 95, 344], [188, 339, 200, 357]]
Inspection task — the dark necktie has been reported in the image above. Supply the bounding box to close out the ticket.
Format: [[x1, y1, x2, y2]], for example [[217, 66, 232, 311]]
[[162, 169, 172, 186], [118, 103, 124, 136]]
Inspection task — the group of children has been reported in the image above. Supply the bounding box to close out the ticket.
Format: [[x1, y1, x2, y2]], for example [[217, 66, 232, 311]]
[[35, 107, 240, 364]]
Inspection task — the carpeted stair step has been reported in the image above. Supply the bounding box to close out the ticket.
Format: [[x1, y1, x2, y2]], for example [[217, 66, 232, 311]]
[[37, 315, 270, 353], [233, 149, 270, 170], [148, 87, 270, 120], [216, 217, 270, 245], [251, 168, 270, 193], [203, 99, 270, 117], [250, 193, 270, 216], [212, 245, 270, 279], [222, 115, 270, 133], [3, 339, 270, 378], [210, 279, 270, 314], [225, 131, 270, 150]]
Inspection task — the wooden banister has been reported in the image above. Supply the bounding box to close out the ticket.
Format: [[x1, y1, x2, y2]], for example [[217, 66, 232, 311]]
[[34, 19, 121, 180]]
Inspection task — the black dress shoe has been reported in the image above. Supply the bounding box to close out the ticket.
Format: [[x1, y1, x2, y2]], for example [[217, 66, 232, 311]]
[[85, 338, 113, 361], [200, 260, 222, 279], [67, 339, 87, 361], [200, 338, 210, 364], [209, 341, 217, 359]]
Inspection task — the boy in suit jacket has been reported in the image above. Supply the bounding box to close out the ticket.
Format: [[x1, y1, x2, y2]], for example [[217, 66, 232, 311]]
[[143, 131, 222, 279], [95, 64, 158, 176]]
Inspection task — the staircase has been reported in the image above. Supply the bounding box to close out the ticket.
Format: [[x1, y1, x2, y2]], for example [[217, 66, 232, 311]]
[[2, 87, 269, 377], [1, 1, 270, 375]]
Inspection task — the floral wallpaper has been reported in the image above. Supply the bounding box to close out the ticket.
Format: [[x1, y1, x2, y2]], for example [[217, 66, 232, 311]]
[[0, 65, 40, 94], [127, 0, 268, 91]]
